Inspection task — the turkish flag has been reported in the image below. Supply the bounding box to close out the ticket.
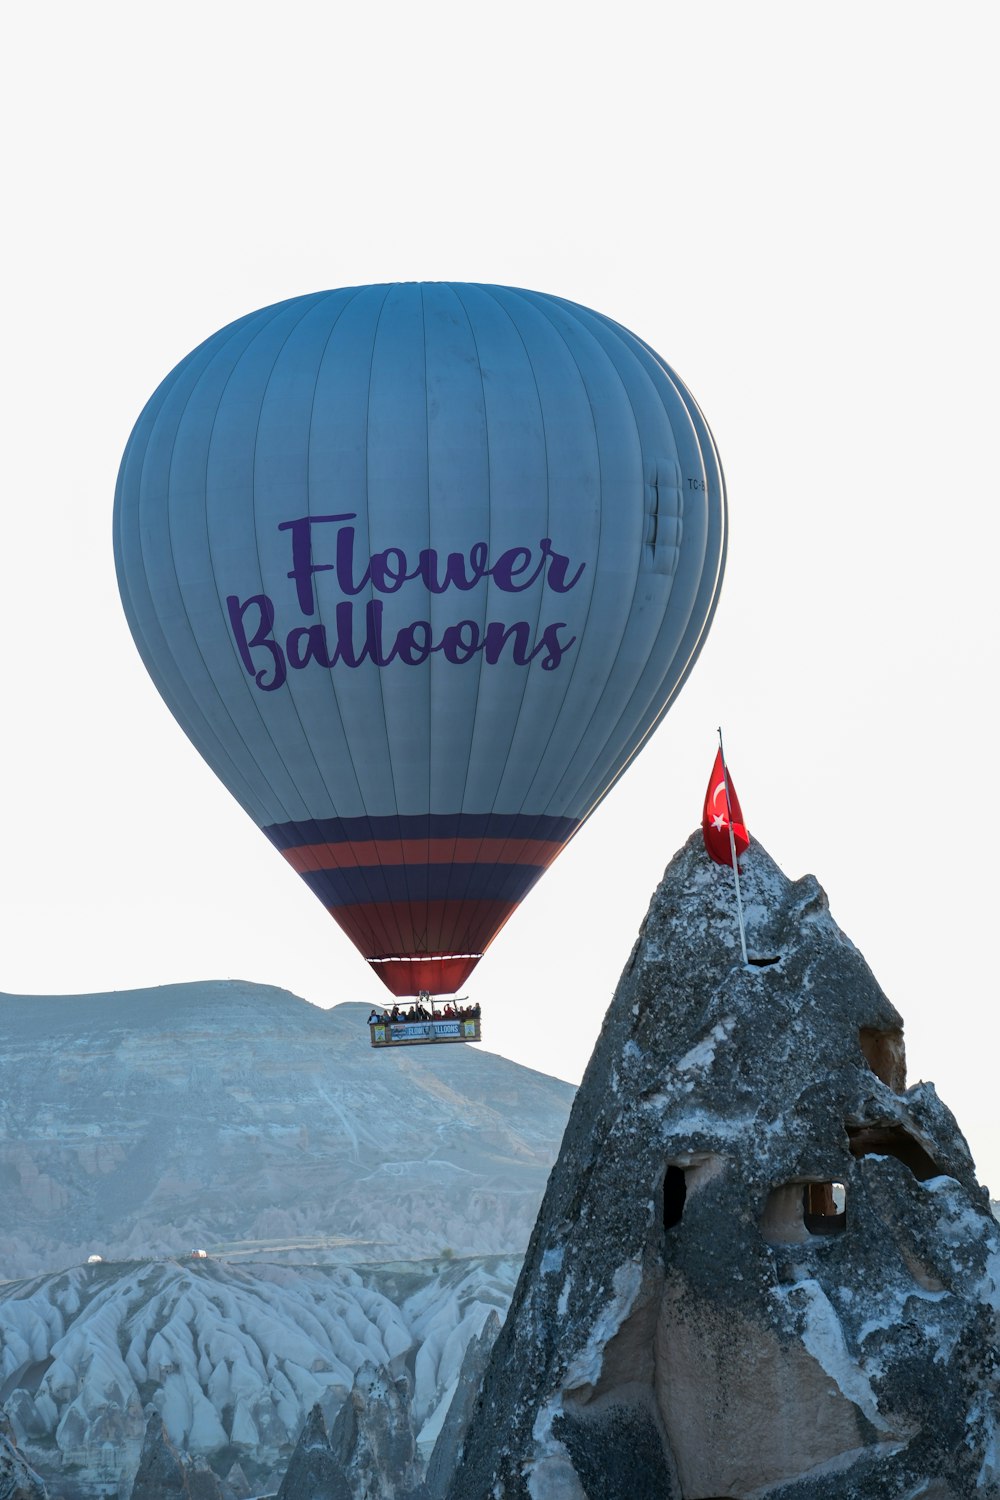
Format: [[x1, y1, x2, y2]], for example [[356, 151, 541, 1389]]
[[702, 749, 750, 866]]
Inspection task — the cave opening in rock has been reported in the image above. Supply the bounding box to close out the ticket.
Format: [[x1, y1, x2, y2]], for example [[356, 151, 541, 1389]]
[[858, 1026, 906, 1091], [663, 1164, 687, 1230], [803, 1181, 847, 1235], [847, 1122, 942, 1180]]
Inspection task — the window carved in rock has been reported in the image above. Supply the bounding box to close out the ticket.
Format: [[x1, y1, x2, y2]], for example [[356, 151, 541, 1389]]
[[663, 1164, 687, 1230], [760, 1180, 846, 1243], [802, 1180, 847, 1235]]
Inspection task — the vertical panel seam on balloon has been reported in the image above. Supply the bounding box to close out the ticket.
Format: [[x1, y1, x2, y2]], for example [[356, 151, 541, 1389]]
[[302, 290, 368, 818], [331, 283, 409, 961], [154, 305, 297, 830], [300, 288, 396, 957], [536, 300, 684, 816], [308, 285, 401, 961], [562, 329, 727, 812], [530, 300, 719, 824], [512, 294, 649, 821], [244, 292, 362, 840], [462, 285, 604, 951], [493, 289, 610, 832], [190, 292, 395, 965], [195, 294, 341, 882], [451, 284, 555, 958], [439, 283, 496, 958], [130, 311, 278, 825], [471, 287, 588, 881], [160, 315, 281, 809], [362, 284, 413, 960], [420, 284, 434, 951]]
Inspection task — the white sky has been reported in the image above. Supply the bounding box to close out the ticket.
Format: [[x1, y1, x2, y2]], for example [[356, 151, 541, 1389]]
[[3, 6, 998, 1184]]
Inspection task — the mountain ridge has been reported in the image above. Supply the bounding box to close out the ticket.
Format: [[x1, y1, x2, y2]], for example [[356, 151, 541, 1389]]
[[0, 982, 574, 1279]]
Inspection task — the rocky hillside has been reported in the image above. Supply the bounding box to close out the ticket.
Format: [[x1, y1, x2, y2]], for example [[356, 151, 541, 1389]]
[[0, 984, 574, 1278], [0, 1253, 516, 1498]]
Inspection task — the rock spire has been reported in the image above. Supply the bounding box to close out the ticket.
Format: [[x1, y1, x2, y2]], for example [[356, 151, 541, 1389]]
[[128, 1411, 227, 1500], [329, 1363, 426, 1500], [450, 833, 1000, 1499], [276, 1405, 350, 1500]]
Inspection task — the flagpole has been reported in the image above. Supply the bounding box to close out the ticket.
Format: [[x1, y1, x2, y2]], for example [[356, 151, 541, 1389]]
[[717, 726, 749, 967]]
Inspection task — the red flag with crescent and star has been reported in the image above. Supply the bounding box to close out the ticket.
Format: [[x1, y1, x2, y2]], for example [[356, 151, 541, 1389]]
[[702, 748, 750, 866]]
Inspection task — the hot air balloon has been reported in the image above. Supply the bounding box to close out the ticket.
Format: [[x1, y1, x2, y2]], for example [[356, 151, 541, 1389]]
[[114, 283, 726, 1008]]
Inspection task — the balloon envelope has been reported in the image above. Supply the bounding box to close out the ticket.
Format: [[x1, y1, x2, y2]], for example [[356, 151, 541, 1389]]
[[114, 283, 726, 994]]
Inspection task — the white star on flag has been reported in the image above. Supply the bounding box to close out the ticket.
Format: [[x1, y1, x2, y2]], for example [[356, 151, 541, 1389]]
[[711, 813, 726, 831]]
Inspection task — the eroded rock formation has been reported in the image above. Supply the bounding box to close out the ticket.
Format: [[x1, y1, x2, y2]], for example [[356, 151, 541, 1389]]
[[129, 1410, 229, 1500], [329, 1363, 427, 1500], [425, 1311, 500, 1499], [0, 1420, 46, 1500], [129, 1411, 192, 1500], [276, 1404, 350, 1500], [0, 1251, 517, 1498], [451, 833, 1000, 1499]]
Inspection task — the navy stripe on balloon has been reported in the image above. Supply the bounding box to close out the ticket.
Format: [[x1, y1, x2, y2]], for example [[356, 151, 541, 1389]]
[[299, 862, 546, 907], [262, 811, 579, 851]]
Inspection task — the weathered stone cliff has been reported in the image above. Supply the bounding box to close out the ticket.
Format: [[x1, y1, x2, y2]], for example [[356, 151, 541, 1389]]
[[450, 833, 1000, 1499], [0, 1418, 46, 1500]]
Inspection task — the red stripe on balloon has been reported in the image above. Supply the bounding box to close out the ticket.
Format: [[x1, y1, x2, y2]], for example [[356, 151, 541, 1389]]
[[366, 955, 481, 997], [281, 836, 565, 874], [328, 896, 520, 981]]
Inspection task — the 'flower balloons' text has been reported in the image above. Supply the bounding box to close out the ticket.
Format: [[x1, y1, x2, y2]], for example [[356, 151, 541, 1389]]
[[226, 513, 586, 689]]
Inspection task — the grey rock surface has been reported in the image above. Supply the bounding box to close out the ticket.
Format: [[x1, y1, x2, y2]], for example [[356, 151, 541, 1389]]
[[128, 1409, 237, 1500], [186, 1458, 229, 1500], [221, 1461, 253, 1499], [450, 832, 1000, 1499], [278, 1363, 446, 1500], [0, 984, 573, 1277], [220, 1458, 251, 1494], [129, 1410, 201, 1500], [330, 1362, 427, 1500], [425, 1311, 499, 1500], [0, 1431, 46, 1500], [275, 1404, 350, 1500]]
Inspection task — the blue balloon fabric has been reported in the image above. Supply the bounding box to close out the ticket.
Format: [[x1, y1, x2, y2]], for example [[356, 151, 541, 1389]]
[[114, 283, 727, 994]]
